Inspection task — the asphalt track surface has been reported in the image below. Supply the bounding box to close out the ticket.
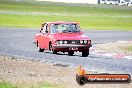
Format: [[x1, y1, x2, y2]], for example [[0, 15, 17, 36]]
[[0, 28, 132, 74]]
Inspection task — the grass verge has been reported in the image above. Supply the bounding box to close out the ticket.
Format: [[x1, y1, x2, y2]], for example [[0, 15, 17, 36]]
[[0, 81, 61, 88], [0, 82, 16, 88], [0, 0, 132, 30], [123, 46, 132, 52], [0, 14, 132, 30]]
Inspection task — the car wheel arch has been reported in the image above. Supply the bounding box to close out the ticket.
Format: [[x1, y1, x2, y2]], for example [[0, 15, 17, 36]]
[[36, 41, 39, 47], [49, 41, 52, 50]]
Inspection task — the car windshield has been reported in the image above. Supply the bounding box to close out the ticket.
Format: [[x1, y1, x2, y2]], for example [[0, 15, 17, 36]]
[[50, 24, 80, 33]]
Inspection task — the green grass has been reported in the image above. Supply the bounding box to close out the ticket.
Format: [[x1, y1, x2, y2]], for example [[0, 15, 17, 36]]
[[0, 14, 132, 30], [0, 81, 62, 88], [0, 0, 132, 30], [0, 82, 16, 88], [125, 46, 132, 52], [19, 82, 62, 88]]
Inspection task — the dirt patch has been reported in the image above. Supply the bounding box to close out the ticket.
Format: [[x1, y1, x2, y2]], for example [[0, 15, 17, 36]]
[[0, 55, 131, 88], [94, 41, 132, 55]]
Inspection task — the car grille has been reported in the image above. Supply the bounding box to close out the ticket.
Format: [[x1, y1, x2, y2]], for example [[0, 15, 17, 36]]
[[67, 40, 80, 44]]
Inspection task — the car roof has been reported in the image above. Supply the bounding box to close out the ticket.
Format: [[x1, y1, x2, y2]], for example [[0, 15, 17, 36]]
[[44, 21, 79, 24]]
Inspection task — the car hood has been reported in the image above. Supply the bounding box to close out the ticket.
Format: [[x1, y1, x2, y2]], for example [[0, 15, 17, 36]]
[[50, 33, 90, 40]]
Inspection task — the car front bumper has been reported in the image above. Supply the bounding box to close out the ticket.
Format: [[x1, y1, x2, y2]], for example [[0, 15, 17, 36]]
[[53, 44, 92, 52]]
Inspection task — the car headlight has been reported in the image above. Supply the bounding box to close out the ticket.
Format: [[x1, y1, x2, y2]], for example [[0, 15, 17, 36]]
[[64, 40, 67, 44], [80, 40, 83, 44], [84, 40, 87, 44], [59, 40, 63, 44]]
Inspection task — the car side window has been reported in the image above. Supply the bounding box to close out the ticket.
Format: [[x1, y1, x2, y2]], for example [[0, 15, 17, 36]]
[[76, 24, 81, 31]]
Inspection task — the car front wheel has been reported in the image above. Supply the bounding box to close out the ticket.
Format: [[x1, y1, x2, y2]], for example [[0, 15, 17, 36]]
[[49, 43, 57, 54], [37, 42, 44, 52], [82, 51, 89, 57]]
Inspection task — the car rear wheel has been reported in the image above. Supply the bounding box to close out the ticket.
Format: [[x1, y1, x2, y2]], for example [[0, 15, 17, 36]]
[[49, 43, 57, 54], [82, 51, 89, 57], [68, 51, 74, 56], [37, 42, 44, 52]]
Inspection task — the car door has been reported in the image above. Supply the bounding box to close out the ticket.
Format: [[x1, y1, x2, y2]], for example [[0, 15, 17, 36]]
[[40, 23, 51, 49], [39, 23, 48, 49]]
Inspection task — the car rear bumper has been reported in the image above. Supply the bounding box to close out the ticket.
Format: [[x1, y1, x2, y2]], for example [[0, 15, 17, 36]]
[[53, 44, 92, 52]]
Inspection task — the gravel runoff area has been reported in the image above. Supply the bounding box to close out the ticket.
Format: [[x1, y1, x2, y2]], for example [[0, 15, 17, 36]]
[[94, 41, 132, 55], [0, 55, 132, 88]]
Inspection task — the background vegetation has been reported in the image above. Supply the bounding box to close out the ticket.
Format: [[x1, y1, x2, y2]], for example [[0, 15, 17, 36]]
[[0, 0, 132, 30]]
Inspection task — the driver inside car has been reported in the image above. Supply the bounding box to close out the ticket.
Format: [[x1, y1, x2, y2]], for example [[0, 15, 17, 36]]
[[51, 24, 59, 33]]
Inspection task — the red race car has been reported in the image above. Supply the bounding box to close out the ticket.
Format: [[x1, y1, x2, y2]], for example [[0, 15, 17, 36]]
[[34, 21, 92, 57]]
